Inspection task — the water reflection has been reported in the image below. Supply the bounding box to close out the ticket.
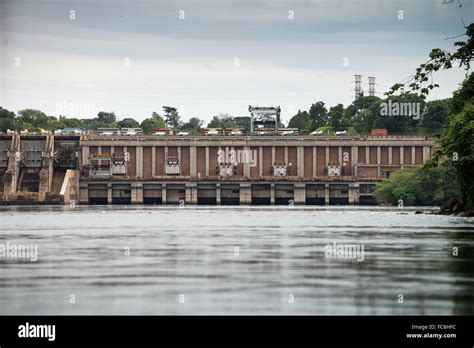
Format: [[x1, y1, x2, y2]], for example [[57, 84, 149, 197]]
[[0, 205, 473, 315]]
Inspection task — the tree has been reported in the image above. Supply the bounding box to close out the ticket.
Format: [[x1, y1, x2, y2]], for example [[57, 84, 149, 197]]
[[117, 118, 140, 128], [352, 109, 373, 134], [163, 106, 181, 128], [386, 23, 473, 98], [373, 165, 459, 206], [451, 72, 474, 114], [345, 96, 381, 120], [97, 111, 117, 125], [288, 110, 311, 133], [207, 113, 237, 129], [328, 104, 344, 131], [373, 94, 424, 133], [0, 107, 17, 132], [384, 20, 473, 207], [59, 116, 84, 129], [141, 112, 166, 134], [17, 109, 50, 130], [182, 117, 203, 135], [435, 97, 474, 208], [308, 101, 327, 129], [421, 99, 451, 134]]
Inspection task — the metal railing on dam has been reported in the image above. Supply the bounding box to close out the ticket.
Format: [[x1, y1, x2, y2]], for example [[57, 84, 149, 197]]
[[80, 134, 434, 146]]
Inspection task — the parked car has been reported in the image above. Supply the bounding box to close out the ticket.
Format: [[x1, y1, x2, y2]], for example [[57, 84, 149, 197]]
[[311, 130, 324, 135], [335, 130, 347, 136]]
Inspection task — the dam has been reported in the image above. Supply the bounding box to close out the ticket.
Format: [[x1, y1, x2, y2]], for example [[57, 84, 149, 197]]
[[0, 132, 434, 206]]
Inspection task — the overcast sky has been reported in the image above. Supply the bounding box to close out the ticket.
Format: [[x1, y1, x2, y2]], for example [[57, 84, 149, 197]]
[[0, 0, 472, 124]]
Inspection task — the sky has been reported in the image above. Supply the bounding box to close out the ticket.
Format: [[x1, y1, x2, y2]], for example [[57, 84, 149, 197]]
[[0, 0, 472, 125]]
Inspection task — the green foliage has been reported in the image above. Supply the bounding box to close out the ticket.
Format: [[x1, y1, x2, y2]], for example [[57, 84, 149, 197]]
[[59, 116, 84, 129], [374, 94, 424, 133], [315, 125, 334, 134], [182, 117, 203, 135], [0, 107, 17, 132], [387, 23, 473, 98], [308, 101, 328, 130], [373, 165, 459, 206], [163, 106, 181, 129], [17, 109, 50, 130], [207, 113, 237, 129], [452, 72, 474, 114], [97, 111, 117, 125], [141, 112, 166, 134], [117, 118, 140, 128], [435, 100, 474, 208], [421, 99, 452, 134], [288, 110, 311, 133], [328, 104, 345, 131]]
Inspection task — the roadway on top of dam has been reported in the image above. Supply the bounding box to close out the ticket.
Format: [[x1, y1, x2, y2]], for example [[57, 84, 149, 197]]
[[80, 135, 434, 147]]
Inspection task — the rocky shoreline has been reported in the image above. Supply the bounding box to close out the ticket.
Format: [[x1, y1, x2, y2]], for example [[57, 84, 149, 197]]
[[430, 198, 474, 217]]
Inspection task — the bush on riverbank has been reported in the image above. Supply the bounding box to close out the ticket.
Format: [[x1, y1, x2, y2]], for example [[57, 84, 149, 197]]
[[373, 164, 460, 206]]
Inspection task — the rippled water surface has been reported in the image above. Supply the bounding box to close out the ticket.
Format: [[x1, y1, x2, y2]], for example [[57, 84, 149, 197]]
[[1, 205, 473, 315]]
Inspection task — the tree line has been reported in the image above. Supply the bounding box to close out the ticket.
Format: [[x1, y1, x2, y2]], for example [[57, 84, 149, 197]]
[[0, 94, 452, 136], [287, 95, 452, 135], [374, 22, 473, 210]]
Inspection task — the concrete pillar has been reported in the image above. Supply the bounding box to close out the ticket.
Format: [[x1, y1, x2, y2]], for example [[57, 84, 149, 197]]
[[271, 146, 275, 165], [98, 146, 102, 166], [423, 146, 430, 163], [351, 146, 358, 177], [377, 146, 381, 176], [136, 146, 143, 178], [349, 183, 359, 205], [82, 146, 90, 167], [216, 183, 221, 205], [190, 146, 197, 177], [124, 146, 128, 175], [162, 183, 167, 204], [324, 183, 330, 205], [270, 183, 275, 205], [205, 146, 209, 177], [131, 182, 143, 204], [297, 146, 304, 177], [185, 183, 197, 204], [411, 146, 416, 165], [107, 184, 112, 204], [258, 146, 263, 176], [312, 147, 317, 177], [325, 146, 329, 166], [294, 183, 306, 205], [365, 146, 370, 164], [338, 146, 342, 165], [243, 146, 250, 177], [400, 146, 404, 167], [388, 146, 393, 165], [151, 146, 156, 177], [284, 146, 288, 164], [239, 183, 251, 205], [79, 182, 88, 204]]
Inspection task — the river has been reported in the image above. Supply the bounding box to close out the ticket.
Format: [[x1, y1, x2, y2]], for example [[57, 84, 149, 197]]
[[1, 205, 473, 315]]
